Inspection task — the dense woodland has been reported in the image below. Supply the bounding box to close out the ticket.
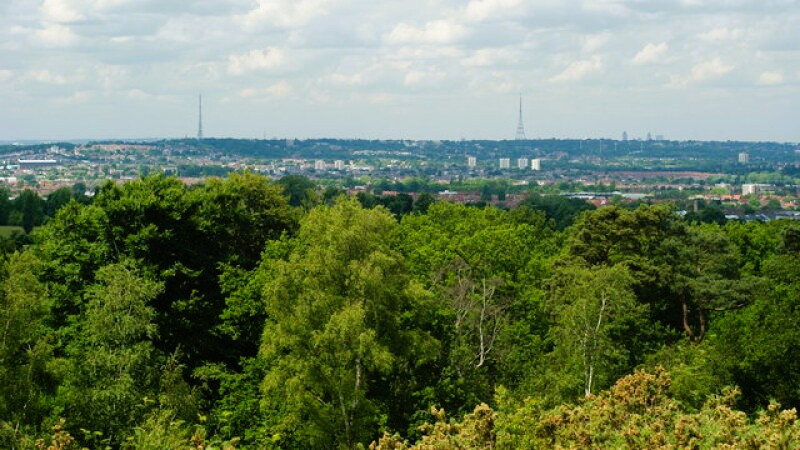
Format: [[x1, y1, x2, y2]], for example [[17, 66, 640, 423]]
[[0, 173, 799, 449]]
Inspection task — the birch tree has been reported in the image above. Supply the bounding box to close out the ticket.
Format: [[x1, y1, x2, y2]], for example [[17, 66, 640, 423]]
[[548, 264, 644, 397], [439, 257, 508, 373]]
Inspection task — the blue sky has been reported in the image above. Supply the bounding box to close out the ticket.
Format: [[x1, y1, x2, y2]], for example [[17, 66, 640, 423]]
[[1, 0, 799, 142]]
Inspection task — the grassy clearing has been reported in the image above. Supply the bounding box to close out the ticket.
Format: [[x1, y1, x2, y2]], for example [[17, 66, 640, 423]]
[[0, 225, 25, 237]]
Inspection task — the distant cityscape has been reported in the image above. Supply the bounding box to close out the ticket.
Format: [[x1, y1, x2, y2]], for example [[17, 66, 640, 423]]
[[0, 135, 798, 221]]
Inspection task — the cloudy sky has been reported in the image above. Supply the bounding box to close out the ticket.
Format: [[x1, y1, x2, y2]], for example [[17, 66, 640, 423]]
[[1, 0, 799, 142]]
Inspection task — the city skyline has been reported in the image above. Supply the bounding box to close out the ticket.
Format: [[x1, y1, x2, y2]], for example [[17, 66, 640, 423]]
[[1, 0, 799, 142]]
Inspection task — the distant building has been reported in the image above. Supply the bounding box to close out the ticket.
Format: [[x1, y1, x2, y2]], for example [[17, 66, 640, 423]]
[[334, 160, 345, 170], [517, 157, 528, 170], [622, 131, 628, 141], [742, 183, 772, 195], [314, 160, 326, 171], [738, 152, 749, 164], [467, 156, 477, 168], [18, 159, 58, 168], [531, 158, 542, 171], [499, 158, 510, 169]]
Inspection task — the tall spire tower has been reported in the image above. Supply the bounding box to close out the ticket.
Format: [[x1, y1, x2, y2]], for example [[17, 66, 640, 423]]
[[515, 95, 526, 140], [197, 94, 204, 140]]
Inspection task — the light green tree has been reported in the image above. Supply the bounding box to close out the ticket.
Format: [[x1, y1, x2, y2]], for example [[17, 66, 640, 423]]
[[547, 264, 645, 398], [59, 262, 164, 444], [0, 252, 54, 446], [259, 199, 437, 449]]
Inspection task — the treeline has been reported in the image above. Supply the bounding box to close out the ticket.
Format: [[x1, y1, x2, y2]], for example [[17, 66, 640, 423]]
[[0, 173, 799, 449], [161, 138, 800, 165], [0, 185, 90, 235]]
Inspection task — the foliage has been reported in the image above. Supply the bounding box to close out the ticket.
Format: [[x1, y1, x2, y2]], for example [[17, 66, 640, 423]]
[[0, 252, 55, 447], [56, 262, 163, 444], [259, 199, 439, 448], [34, 419, 78, 450], [375, 369, 800, 449], [277, 174, 318, 208], [370, 404, 496, 450], [546, 264, 646, 399], [521, 194, 595, 230], [10, 189, 46, 233], [0, 173, 798, 448], [399, 203, 557, 411]]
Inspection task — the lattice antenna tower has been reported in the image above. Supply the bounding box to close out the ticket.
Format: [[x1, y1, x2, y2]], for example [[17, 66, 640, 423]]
[[515, 95, 526, 140], [197, 94, 204, 140]]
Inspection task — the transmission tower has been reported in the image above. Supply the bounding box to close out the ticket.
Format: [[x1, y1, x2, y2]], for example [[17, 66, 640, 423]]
[[197, 94, 204, 140], [515, 95, 526, 140]]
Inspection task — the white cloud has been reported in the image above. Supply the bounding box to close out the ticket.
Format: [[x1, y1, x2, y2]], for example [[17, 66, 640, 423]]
[[668, 57, 734, 87], [403, 70, 446, 86], [758, 71, 784, 85], [386, 20, 467, 45], [461, 48, 517, 67], [40, 0, 85, 23], [392, 46, 463, 61], [34, 23, 80, 47], [95, 65, 128, 90], [39, 0, 135, 23], [52, 90, 93, 105], [238, 0, 335, 29], [549, 57, 603, 83], [330, 73, 363, 85], [227, 48, 286, 75], [583, 32, 611, 53], [582, 0, 632, 16], [29, 70, 68, 84], [365, 93, 397, 105], [124, 89, 148, 100], [698, 27, 743, 41], [463, 0, 524, 22], [690, 57, 734, 82], [0, 0, 799, 140], [239, 80, 293, 99], [265, 80, 292, 96], [633, 42, 668, 65], [491, 80, 519, 93]]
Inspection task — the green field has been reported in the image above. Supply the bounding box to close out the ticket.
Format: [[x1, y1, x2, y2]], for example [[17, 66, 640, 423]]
[[0, 225, 25, 237]]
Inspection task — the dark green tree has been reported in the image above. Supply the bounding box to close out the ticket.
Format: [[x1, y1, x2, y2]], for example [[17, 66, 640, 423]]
[[277, 174, 318, 208], [45, 187, 73, 218], [0, 186, 11, 225], [412, 192, 435, 214], [34, 174, 295, 371], [12, 189, 45, 233], [521, 194, 595, 230]]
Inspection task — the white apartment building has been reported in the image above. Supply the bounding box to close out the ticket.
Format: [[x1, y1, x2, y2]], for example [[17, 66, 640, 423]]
[[499, 158, 510, 169]]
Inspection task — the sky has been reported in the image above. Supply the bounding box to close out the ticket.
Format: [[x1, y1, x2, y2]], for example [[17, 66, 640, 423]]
[[1, 0, 799, 142]]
